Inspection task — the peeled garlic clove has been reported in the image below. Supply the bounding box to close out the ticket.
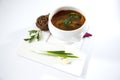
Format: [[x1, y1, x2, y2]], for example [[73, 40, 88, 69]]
[[58, 57, 72, 64]]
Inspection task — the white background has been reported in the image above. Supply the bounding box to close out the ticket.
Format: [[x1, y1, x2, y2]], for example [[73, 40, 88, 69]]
[[0, 0, 120, 80]]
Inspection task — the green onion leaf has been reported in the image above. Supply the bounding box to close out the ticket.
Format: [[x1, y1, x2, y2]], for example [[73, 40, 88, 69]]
[[63, 19, 71, 26], [69, 13, 79, 19], [46, 50, 79, 58]]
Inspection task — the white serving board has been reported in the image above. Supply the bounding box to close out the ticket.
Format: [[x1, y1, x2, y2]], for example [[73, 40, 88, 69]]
[[18, 31, 87, 76]]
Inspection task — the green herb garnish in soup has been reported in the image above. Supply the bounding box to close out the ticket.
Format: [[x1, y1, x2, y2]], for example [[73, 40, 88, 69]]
[[69, 13, 79, 19], [63, 19, 71, 26], [51, 10, 85, 30]]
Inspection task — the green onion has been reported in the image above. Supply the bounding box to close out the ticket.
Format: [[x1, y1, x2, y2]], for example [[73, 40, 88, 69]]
[[46, 50, 79, 58], [63, 19, 71, 26], [69, 13, 79, 19]]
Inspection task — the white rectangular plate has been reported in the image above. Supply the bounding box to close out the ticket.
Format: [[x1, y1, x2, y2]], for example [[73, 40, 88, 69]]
[[18, 31, 87, 76]]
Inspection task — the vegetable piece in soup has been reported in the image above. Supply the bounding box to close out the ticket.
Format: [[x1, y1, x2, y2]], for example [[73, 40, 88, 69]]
[[51, 10, 85, 30]]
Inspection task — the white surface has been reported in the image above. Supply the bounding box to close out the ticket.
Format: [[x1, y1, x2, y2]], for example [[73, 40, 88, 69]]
[[0, 0, 120, 80]]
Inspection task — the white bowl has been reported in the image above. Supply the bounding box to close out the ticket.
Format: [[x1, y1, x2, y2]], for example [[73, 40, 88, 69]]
[[48, 6, 88, 42]]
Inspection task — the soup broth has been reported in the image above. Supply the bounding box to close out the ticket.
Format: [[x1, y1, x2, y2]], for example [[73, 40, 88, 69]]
[[51, 10, 85, 30]]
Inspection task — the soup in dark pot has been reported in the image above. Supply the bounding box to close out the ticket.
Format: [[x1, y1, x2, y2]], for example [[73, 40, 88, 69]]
[[51, 10, 85, 31]]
